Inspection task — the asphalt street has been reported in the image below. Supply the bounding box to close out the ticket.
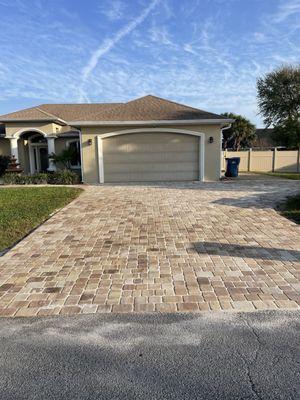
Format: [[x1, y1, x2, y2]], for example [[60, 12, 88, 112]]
[[0, 311, 299, 400]]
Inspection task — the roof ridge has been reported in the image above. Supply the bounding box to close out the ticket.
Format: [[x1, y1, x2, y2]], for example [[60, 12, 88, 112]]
[[141, 95, 223, 116], [36, 106, 66, 121], [120, 95, 224, 118]]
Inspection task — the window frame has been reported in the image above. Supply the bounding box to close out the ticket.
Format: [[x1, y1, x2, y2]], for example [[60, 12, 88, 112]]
[[66, 139, 81, 170]]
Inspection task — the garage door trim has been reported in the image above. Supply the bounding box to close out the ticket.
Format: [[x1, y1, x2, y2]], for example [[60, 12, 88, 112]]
[[97, 128, 205, 183]]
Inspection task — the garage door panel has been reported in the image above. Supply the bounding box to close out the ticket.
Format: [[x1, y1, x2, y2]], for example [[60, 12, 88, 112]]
[[103, 132, 199, 182], [106, 162, 198, 173], [104, 170, 199, 182], [104, 134, 195, 149], [105, 151, 198, 164], [105, 142, 197, 154]]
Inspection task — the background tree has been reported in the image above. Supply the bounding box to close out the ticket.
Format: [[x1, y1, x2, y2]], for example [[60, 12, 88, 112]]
[[272, 119, 300, 148], [257, 65, 300, 148], [221, 112, 256, 150]]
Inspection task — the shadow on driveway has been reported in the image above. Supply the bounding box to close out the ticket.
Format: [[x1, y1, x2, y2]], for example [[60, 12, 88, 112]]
[[192, 242, 300, 261]]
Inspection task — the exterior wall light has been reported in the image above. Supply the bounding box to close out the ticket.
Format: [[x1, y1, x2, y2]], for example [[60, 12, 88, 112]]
[[209, 136, 214, 144], [87, 139, 93, 145]]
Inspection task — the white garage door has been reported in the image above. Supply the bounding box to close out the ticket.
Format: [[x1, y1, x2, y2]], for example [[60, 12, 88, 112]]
[[102, 132, 200, 182]]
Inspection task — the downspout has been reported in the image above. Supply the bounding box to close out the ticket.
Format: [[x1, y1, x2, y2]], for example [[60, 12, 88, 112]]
[[79, 129, 84, 183]]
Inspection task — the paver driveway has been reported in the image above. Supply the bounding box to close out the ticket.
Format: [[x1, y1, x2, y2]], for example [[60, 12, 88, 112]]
[[0, 175, 299, 317]]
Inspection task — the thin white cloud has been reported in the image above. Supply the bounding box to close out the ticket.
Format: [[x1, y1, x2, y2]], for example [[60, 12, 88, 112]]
[[99, 0, 125, 21], [149, 25, 175, 46], [1, 0, 299, 127], [271, 0, 300, 23], [183, 43, 198, 55], [81, 0, 160, 83]]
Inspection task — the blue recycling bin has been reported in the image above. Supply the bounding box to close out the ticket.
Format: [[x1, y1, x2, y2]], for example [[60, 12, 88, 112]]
[[225, 157, 240, 177]]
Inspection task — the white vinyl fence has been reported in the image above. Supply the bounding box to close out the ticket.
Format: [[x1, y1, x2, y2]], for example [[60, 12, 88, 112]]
[[222, 149, 300, 173]]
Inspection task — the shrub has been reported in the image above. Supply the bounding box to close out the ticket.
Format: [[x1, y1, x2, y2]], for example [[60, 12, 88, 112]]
[[2, 173, 31, 185], [15, 175, 32, 185], [47, 170, 79, 185], [30, 173, 48, 184], [2, 173, 17, 185], [0, 155, 10, 177], [2, 170, 80, 185]]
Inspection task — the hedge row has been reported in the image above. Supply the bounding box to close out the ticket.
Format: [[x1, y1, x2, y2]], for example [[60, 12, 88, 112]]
[[2, 170, 80, 185]]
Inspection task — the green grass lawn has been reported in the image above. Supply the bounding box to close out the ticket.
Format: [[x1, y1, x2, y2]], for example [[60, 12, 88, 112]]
[[260, 172, 300, 180], [278, 193, 300, 224], [0, 187, 82, 252]]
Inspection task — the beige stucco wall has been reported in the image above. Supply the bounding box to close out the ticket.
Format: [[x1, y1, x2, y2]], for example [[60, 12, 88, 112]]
[[17, 138, 30, 174], [4, 122, 63, 137], [81, 124, 222, 183]]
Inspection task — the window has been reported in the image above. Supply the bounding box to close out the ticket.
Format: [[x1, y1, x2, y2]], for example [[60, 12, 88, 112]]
[[67, 140, 81, 168]]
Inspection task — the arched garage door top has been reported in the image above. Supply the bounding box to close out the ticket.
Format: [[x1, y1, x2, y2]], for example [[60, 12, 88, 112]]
[[97, 128, 205, 183], [100, 127, 205, 139]]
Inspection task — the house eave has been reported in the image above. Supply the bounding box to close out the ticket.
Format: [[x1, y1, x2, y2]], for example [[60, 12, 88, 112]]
[[0, 118, 67, 125], [68, 119, 234, 127]]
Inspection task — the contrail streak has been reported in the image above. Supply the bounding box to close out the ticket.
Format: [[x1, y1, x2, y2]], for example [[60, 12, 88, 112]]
[[81, 0, 160, 83]]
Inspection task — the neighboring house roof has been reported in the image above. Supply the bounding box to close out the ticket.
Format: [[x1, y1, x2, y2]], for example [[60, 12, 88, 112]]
[[253, 128, 275, 148], [0, 95, 232, 125]]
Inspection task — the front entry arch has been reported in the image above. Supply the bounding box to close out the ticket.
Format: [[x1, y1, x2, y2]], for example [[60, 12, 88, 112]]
[[6, 129, 57, 174], [96, 128, 205, 183]]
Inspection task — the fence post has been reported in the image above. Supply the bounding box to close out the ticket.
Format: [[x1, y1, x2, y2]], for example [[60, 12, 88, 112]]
[[248, 148, 252, 172], [297, 148, 300, 173], [272, 147, 277, 172]]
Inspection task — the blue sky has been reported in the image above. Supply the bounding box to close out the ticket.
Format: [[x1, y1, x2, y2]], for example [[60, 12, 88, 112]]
[[0, 0, 299, 126]]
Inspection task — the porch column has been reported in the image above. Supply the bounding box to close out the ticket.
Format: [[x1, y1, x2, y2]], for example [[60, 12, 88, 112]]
[[9, 137, 19, 163], [47, 136, 57, 172]]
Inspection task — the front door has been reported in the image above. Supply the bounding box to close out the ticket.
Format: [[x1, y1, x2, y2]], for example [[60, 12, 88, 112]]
[[39, 147, 49, 172], [32, 146, 48, 172]]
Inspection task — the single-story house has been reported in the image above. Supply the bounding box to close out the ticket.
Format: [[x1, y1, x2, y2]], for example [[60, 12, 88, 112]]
[[0, 95, 233, 183]]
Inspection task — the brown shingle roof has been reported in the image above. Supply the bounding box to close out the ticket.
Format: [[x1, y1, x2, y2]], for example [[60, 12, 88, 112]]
[[0, 95, 226, 123], [0, 106, 58, 121], [39, 103, 121, 121], [72, 95, 225, 122]]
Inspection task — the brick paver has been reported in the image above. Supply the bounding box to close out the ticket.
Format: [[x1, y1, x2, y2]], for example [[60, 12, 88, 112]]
[[0, 175, 299, 317]]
